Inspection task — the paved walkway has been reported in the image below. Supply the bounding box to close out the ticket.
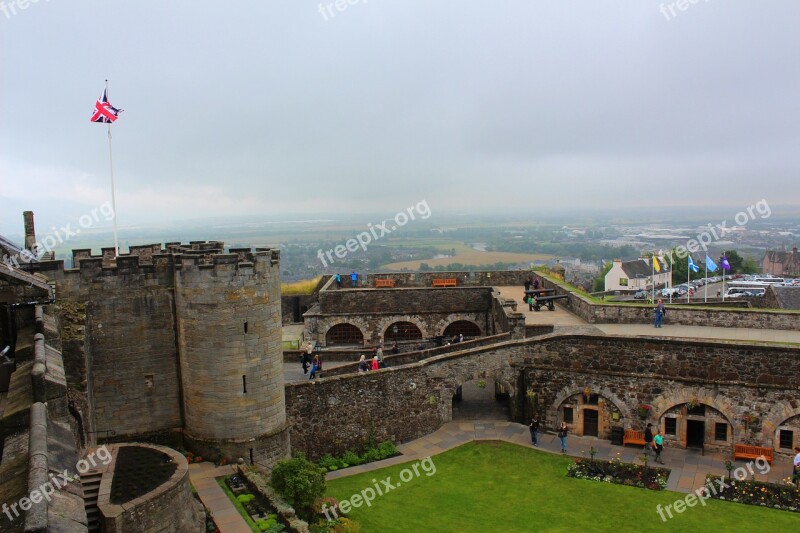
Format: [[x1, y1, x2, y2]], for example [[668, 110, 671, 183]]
[[326, 420, 794, 494], [189, 462, 253, 533]]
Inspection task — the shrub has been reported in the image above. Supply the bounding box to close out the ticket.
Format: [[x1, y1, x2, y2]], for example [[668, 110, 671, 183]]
[[237, 493, 255, 504], [318, 454, 340, 471], [256, 515, 285, 532], [270, 454, 327, 518], [341, 450, 363, 467], [377, 441, 399, 460]]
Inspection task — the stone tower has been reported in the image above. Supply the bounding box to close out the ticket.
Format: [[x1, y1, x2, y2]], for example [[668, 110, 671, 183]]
[[175, 246, 290, 465]]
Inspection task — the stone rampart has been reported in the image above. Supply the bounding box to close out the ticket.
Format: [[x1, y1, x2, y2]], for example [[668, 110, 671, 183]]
[[286, 333, 800, 458]]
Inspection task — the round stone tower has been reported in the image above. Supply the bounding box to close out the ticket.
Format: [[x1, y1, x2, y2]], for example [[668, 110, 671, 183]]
[[174, 246, 289, 465]]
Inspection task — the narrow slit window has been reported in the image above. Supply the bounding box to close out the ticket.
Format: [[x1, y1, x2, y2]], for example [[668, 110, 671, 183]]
[[242, 375, 247, 394], [244, 321, 248, 334]]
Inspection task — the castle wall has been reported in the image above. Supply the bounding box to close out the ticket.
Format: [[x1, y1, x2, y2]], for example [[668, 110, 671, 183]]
[[53, 256, 183, 439], [540, 274, 800, 330], [175, 250, 290, 464], [286, 334, 800, 459]]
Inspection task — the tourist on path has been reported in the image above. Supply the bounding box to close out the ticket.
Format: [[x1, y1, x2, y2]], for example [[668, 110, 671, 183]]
[[529, 416, 540, 446], [376, 345, 385, 367], [335, 273, 342, 288], [533, 277, 540, 290], [644, 423, 653, 456], [654, 299, 665, 328], [302, 342, 313, 374], [793, 446, 800, 484], [653, 431, 664, 464], [309, 354, 321, 380], [557, 422, 568, 453], [524, 279, 531, 292], [371, 355, 380, 371], [351, 271, 358, 287], [358, 355, 369, 373]]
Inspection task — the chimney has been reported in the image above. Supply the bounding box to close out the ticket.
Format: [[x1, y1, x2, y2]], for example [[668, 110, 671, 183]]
[[23, 211, 37, 255]]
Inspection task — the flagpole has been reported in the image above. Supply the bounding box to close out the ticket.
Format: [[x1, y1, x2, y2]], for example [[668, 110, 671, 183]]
[[106, 79, 120, 257], [704, 254, 708, 303], [722, 256, 726, 302], [687, 257, 690, 304], [651, 252, 655, 304]]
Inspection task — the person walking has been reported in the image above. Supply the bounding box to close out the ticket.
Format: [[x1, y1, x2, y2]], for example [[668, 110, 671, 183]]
[[654, 299, 665, 328], [524, 279, 532, 292], [533, 277, 540, 290], [350, 271, 358, 287], [529, 415, 540, 446], [371, 355, 380, 371], [309, 354, 320, 380], [643, 423, 653, 456], [358, 354, 369, 373], [653, 430, 665, 464], [376, 345, 385, 368], [557, 422, 568, 453], [335, 273, 342, 288], [793, 446, 800, 485], [302, 341, 314, 374]]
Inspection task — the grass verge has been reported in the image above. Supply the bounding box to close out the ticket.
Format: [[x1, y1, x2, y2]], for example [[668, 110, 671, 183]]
[[326, 441, 800, 532]]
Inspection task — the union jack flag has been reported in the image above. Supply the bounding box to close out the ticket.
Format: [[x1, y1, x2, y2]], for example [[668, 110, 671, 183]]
[[90, 88, 122, 123]]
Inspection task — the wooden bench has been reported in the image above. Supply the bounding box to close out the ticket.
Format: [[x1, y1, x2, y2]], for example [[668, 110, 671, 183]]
[[623, 429, 646, 447], [432, 278, 457, 288], [375, 279, 395, 288], [733, 444, 773, 464]]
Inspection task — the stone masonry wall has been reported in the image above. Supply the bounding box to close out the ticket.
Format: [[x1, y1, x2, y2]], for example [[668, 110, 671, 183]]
[[539, 273, 800, 330], [175, 250, 290, 462], [287, 334, 800, 458], [48, 255, 183, 440]]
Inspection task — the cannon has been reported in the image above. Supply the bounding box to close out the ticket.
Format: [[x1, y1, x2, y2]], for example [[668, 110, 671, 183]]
[[528, 294, 568, 311]]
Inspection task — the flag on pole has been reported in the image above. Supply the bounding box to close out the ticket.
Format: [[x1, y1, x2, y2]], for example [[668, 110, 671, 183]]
[[653, 255, 661, 272], [706, 256, 718, 272], [90, 88, 123, 123], [720, 256, 731, 271], [688, 256, 700, 273]]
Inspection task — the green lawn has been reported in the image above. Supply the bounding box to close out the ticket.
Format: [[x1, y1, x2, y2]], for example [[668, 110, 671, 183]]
[[326, 441, 800, 532]]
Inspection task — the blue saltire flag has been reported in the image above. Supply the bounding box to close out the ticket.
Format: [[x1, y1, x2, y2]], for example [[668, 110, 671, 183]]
[[705, 256, 718, 272], [688, 256, 700, 273], [720, 256, 731, 271]]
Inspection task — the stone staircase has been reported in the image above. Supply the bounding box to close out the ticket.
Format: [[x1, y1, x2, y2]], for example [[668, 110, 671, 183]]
[[80, 470, 103, 532]]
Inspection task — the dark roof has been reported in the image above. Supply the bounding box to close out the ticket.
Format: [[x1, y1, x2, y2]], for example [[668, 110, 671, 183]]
[[0, 234, 22, 258], [620, 259, 670, 278], [769, 286, 800, 311]]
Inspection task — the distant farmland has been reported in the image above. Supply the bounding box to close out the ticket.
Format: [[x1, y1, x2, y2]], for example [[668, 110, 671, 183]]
[[382, 249, 553, 270]]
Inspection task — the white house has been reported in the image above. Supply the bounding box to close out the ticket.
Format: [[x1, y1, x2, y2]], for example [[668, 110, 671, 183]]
[[604, 258, 672, 292]]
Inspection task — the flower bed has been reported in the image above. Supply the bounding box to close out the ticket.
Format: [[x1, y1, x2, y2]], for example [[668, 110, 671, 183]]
[[567, 457, 669, 490], [703, 475, 800, 512], [318, 441, 399, 472], [221, 474, 288, 532]]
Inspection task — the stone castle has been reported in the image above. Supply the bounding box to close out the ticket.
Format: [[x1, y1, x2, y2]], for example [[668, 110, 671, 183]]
[[1, 212, 800, 531]]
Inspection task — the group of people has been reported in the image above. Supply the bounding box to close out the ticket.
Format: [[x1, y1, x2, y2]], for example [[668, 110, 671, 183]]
[[523, 277, 542, 292], [334, 272, 360, 288], [528, 416, 569, 453], [529, 419, 666, 461], [301, 342, 322, 380], [358, 345, 386, 372]]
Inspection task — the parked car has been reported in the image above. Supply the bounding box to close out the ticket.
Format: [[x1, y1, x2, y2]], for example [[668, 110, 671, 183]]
[[633, 290, 647, 299]]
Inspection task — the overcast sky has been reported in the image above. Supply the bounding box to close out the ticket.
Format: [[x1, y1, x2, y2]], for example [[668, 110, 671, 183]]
[[1, 1, 799, 236]]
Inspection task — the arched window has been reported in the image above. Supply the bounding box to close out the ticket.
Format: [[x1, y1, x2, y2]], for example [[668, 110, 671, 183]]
[[384, 321, 422, 342], [443, 320, 481, 338], [325, 323, 364, 346]]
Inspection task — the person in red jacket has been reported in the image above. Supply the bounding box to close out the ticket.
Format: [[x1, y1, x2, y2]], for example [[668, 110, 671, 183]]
[[371, 355, 380, 371]]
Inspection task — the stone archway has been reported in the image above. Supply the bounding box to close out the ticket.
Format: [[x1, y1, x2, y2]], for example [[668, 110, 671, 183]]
[[650, 387, 737, 427], [761, 404, 800, 449], [324, 322, 365, 346], [449, 366, 516, 422], [380, 317, 427, 342], [547, 383, 631, 438], [650, 387, 738, 451]]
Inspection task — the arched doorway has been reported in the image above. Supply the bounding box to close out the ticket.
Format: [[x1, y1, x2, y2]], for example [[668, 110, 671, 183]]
[[452, 379, 509, 420], [658, 402, 732, 453], [442, 320, 481, 339], [384, 321, 423, 342], [325, 323, 364, 346]]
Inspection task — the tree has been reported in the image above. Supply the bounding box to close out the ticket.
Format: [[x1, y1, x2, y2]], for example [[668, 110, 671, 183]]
[[592, 262, 613, 292], [271, 454, 326, 519]]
